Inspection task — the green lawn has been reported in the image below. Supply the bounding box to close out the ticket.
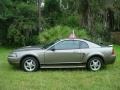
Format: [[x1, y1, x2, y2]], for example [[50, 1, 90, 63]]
[[0, 45, 120, 90]]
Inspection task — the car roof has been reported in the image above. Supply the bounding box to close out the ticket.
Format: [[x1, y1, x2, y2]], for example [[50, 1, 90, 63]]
[[59, 38, 101, 48], [60, 38, 86, 41]]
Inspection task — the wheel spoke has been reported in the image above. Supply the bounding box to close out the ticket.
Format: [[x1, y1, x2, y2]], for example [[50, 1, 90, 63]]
[[26, 62, 30, 66], [29, 66, 33, 71], [90, 64, 94, 67], [31, 61, 35, 66], [25, 65, 30, 69]]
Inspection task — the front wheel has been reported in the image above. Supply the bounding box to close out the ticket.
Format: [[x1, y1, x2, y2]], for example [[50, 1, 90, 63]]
[[21, 57, 39, 72], [87, 57, 103, 71]]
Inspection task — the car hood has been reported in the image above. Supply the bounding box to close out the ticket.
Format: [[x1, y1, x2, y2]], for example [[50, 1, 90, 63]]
[[14, 46, 44, 52]]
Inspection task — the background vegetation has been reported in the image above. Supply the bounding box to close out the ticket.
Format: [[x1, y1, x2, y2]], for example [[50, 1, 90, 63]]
[[0, 0, 120, 47], [39, 26, 89, 45]]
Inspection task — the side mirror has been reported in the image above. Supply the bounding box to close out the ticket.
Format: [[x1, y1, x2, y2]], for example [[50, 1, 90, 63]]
[[51, 48, 55, 51]]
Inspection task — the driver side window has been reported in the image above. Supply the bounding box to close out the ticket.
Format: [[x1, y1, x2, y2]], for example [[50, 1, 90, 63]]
[[55, 40, 73, 50], [52, 40, 79, 50]]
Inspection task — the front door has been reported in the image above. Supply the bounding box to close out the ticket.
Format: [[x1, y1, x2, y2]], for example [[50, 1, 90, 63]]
[[45, 40, 82, 64]]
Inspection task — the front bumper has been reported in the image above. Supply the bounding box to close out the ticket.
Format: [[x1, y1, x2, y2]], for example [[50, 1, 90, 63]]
[[8, 57, 20, 66]]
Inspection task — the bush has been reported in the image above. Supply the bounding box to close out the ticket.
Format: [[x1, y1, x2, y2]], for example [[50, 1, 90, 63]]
[[111, 32, 120, 45], [7, 19, 38, 47], [61, 15, 80, 28], [0, 1, 38, 47], [39, 25, 89, 45]]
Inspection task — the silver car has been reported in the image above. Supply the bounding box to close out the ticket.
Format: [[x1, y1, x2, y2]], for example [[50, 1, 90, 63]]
[[8, 39, 116, 72]]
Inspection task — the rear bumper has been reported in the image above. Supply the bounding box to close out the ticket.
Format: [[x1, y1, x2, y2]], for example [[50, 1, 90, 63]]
[[105, 55, 116, 64]]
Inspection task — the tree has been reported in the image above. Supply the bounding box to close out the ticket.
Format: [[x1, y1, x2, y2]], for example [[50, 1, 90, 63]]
[[43, 0, 62, 27], [0, 0, 39, 46]]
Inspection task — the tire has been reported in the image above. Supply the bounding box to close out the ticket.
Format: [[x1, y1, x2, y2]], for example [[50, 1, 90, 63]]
[[87, 57, 103, 71], [21, 56, 39, 72]]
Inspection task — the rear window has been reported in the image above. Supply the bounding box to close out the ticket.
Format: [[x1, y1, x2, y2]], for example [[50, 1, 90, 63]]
[[79, 41, 89, 49]]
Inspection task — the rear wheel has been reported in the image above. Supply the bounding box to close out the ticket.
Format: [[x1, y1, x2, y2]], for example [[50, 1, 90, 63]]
[[21, 57, 39, 72], [87, 57, 103, 71]]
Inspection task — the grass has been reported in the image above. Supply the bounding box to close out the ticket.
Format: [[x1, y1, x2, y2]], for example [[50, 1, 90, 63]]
[[0, 45, 120, 90]]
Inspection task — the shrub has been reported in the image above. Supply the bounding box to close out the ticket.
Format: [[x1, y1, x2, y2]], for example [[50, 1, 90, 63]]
[[61, 15, 80, 28], [39, 25, 89, 45], [7, 19, 38, 47]]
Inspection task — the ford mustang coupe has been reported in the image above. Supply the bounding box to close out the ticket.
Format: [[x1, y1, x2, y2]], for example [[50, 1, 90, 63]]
[[8, 39, 116, 72]]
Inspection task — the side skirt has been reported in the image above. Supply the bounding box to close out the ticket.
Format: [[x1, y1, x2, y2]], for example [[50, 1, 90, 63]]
[[40, 63, 86, 69]]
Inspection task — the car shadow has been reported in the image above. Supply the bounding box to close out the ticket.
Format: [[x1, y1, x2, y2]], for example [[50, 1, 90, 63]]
[[10, 66, 108, 72], [9, 65, 88, 72], [10, 65, 22, 71]]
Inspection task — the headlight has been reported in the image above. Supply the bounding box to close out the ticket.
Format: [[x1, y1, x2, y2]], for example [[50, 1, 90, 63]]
[[9, 53, 17, 57]]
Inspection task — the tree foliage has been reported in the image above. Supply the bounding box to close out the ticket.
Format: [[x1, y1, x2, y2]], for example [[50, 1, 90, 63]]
[[0, 0, 120, 46], [43, 0, 62, 27], [0, 0, 38, 46]]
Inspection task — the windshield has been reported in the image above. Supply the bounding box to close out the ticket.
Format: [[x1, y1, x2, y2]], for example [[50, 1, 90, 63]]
[[43, 40, 58, 49]]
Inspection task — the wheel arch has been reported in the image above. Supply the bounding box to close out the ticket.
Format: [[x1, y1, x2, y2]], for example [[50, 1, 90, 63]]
[[87, 55, 105, 64], [20, 55, 40, 67]]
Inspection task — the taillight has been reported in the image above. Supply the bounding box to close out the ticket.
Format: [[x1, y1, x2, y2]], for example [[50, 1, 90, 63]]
[[112, 49, 115, 55]]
